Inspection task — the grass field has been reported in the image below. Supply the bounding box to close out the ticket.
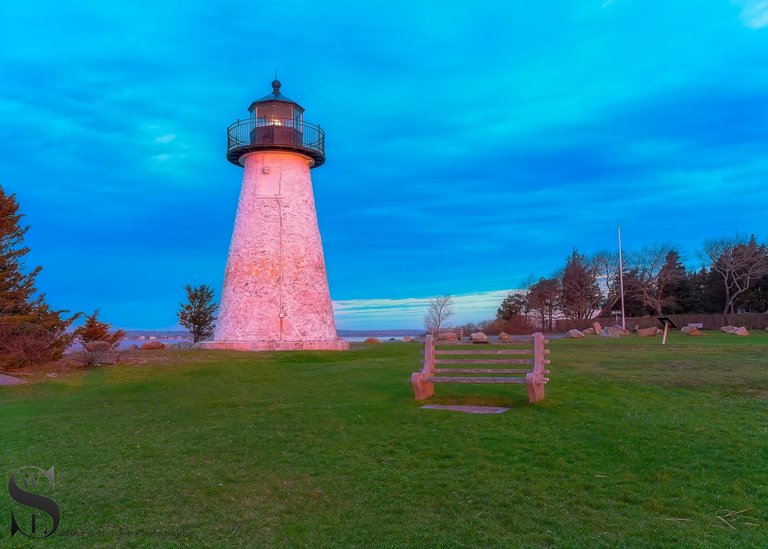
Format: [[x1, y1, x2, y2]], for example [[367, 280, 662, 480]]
[[2, 332, 767, 547]]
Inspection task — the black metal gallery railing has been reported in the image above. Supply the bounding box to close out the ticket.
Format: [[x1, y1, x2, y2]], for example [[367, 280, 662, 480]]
[[226, 118, 325, 166]]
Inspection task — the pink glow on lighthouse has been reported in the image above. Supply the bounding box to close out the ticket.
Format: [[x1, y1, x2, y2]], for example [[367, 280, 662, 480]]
[[201, 81, 347, 351]]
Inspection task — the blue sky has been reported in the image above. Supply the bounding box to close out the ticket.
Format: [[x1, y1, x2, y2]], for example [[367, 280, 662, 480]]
[[1, 1, 767, 330]]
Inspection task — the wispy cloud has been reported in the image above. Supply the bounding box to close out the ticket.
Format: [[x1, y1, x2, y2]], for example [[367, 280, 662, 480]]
[[332, 289, 515, 329], [154, 134, 176, 143], [739, 1, 768, 29]]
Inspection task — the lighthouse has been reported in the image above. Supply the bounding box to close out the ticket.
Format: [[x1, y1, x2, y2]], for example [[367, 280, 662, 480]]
[[202, 80, 348, 351]]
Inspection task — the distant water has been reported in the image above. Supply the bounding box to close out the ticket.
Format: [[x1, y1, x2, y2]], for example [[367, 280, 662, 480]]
[[111, 334, 412, 349], [343, 336, 412, 343]]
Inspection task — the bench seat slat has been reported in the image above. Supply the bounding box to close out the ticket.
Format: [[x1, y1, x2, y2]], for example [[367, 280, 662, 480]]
[[427, 376, 528, 384], [433, 368, 532, 374], [436, 340, 531, 346], [434, 349, 531, 355], [434, 359, 533, 365]]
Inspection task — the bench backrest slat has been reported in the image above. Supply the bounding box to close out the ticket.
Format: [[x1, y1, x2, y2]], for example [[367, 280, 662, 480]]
[[434, 358, 533, 365]]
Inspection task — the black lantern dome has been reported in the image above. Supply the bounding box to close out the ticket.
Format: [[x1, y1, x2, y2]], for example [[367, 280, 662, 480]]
[[226, 80, 325, 167]]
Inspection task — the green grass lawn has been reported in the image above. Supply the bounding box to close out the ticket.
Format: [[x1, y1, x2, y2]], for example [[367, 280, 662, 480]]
[[2, 332, 767, 547]]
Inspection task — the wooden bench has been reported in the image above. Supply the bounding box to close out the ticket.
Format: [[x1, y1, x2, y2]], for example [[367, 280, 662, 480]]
[[411, 332, 550, 403]]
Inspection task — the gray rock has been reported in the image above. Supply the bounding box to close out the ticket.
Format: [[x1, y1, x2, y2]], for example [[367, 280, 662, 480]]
[[600, 326, 622, 338], [566, 329, 585, 338], [720, 325, 748, 336]]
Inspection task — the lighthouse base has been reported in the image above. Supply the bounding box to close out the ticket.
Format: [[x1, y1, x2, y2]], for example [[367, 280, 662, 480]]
[[198, 339, 349, 352]]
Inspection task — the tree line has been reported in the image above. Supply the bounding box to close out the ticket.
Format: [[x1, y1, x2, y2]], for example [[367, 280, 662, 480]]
[[492, 237, 768, 332]]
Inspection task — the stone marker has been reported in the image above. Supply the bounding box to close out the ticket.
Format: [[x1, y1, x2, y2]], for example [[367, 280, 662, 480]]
[[681, 326, 705, 336], [364, 337, 380, 344], [636, 327, 659, 337], [582, 327, 595, 335], [566, 329, 585, 338], [140, 341, 165, 350], [402, 336, 411, 342], [498, 331, 511, 340], [593, 321, 602, 334], [470, 332, 488, 342], [421, 405, 510, 414], [438, 332, 458, 341]]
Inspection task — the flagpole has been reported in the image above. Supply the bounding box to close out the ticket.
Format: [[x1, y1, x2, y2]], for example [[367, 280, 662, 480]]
[[618, 225, 626, 329]]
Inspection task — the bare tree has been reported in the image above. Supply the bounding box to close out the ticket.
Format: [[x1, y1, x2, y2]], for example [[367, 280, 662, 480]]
[[423, 294, 454, 331], [701, 235, 768, 314], [591, 251, 621, 317], [527, 277, 560, 331], [626, 243, 677, 315]]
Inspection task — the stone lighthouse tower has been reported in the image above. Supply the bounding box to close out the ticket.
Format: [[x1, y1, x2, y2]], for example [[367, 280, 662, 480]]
[[202, 80, 348, 351]]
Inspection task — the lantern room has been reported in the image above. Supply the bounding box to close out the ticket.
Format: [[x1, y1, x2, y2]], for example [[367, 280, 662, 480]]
[[225, 80, 325, 168], [248, 79, 304, 127]]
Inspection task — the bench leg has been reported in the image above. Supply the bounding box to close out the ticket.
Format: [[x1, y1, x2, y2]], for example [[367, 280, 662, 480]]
[[411, 373, 434, 400], [526, 373, 545, 403]]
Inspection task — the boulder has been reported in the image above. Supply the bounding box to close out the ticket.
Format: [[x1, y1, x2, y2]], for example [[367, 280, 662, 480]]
[[720, 325, 748, 336], [592, 322, 602, 334], [498, 332, 511, 341], [470, 332, 488, 342], [636, 327, 659, 337], [140, 341, 165, 350], [402, 336, 411, 343], [681, 326, 705, 336], [615, 326, 631, 336], [437, 332, 458, 341], [582, 328, 595, 335], [364, 337, 380, 344], [566, 329, 585, 339], [600, 326, 622, 338]]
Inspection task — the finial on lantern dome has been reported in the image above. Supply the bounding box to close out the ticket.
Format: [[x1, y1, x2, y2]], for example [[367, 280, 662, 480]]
[[272, 79, 281, 93]]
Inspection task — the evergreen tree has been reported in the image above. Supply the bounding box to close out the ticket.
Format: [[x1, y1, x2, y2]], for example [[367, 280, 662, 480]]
[[75, 309, 125, 348], [559, 248, 600, 320], [0, 186, 79, 366], [658, 250, 687, 314], [177, 284, 218, 343], [496, 291, 528, 320]]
